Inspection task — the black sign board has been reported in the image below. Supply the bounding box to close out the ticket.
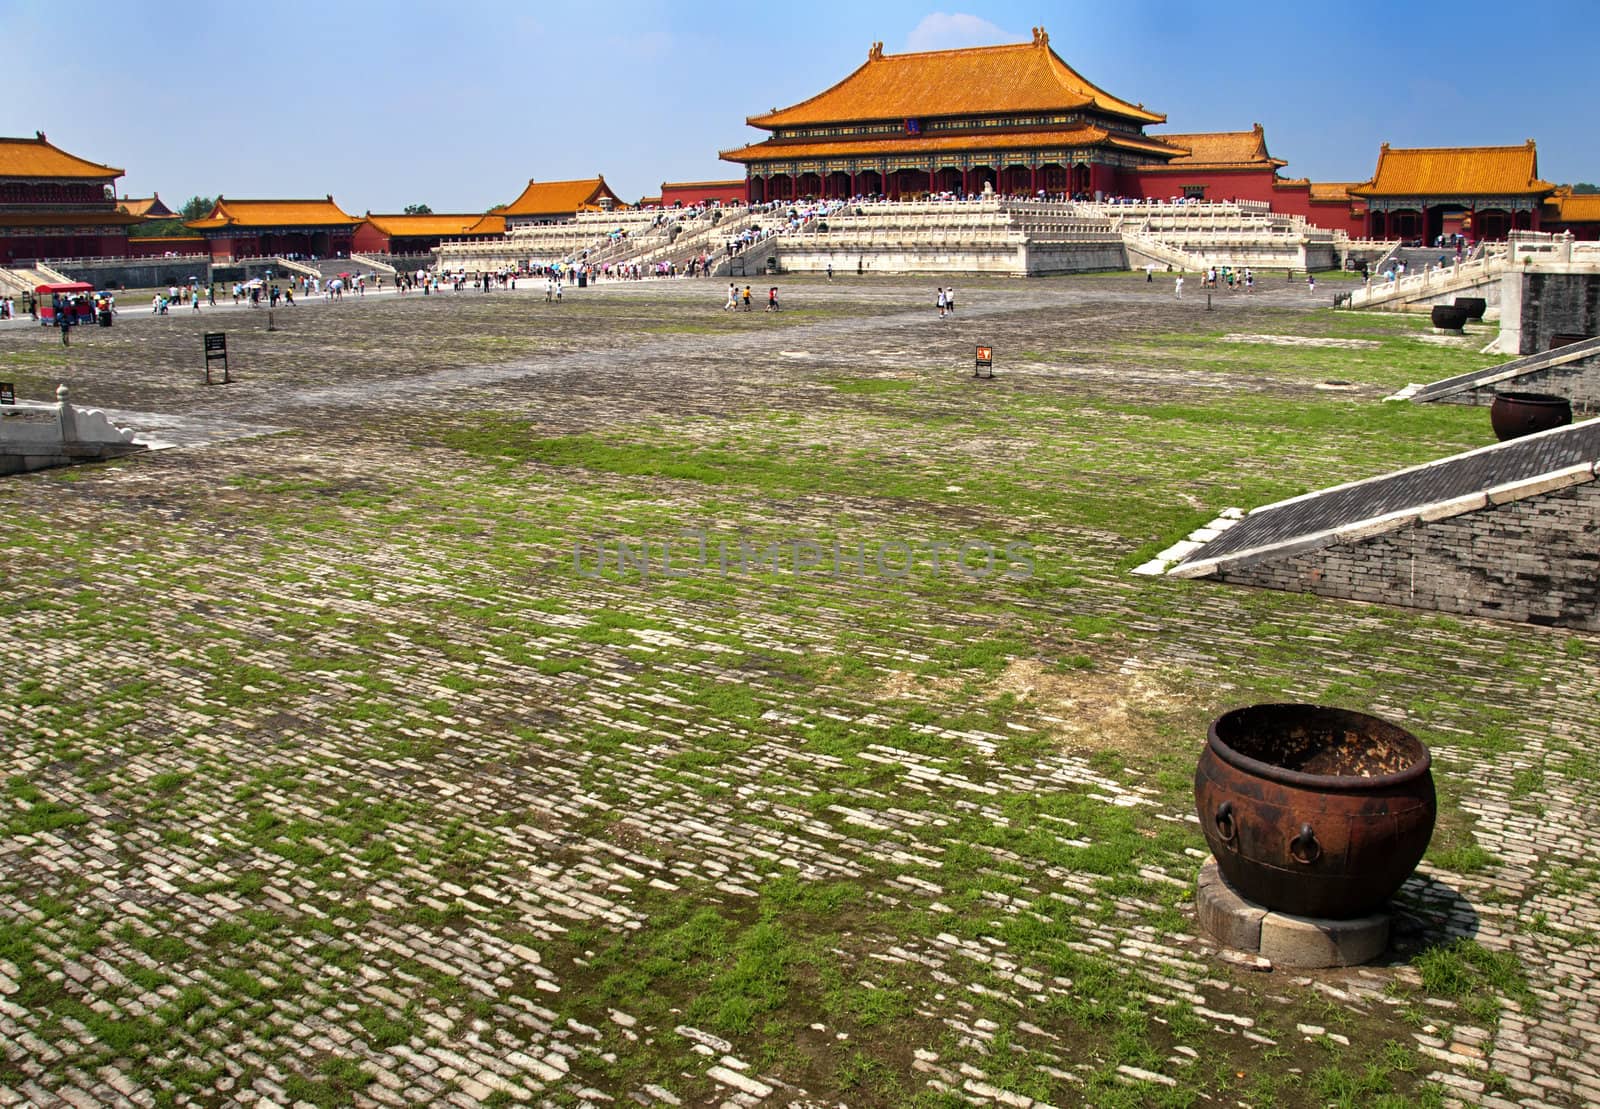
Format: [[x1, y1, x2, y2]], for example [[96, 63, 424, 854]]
[[0, 382, 13, 405], [974, 345, 994, 379], [203, 332, 230, 384]]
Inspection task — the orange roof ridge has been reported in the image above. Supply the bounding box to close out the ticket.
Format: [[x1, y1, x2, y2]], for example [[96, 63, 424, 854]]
[[746, 30, 1162, 129], [501, 177, 626, 217], [187, 196, 359, 230], [1352, 141, 1554, 198], [0, 132, 124, 179]]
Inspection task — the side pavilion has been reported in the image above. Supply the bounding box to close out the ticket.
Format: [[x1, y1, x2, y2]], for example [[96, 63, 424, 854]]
[[0, 132, 141, 264], [1350, 141, 1555, 244], [185, 197, 361, 261]]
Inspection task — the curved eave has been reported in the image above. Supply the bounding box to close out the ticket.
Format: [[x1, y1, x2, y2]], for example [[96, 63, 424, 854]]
[[747, 41, 1162, 129], [1142, 158, 1290, 172], [723, 127, 1177, 165], [1347, 181, 1557, 198]]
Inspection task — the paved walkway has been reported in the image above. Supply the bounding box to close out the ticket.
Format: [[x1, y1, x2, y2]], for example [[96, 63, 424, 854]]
[[1, 274, 1591, 1107]]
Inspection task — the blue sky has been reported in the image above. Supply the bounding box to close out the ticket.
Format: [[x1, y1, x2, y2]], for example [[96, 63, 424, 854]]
[[6, 1, 1596, 213]]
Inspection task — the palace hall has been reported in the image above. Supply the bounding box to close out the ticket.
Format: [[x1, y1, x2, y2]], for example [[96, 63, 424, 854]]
[[0, 132, 141, 265], [719, 29, 1179, 203]]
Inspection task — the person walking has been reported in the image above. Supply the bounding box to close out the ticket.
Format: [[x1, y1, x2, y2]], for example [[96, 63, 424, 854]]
[[741, 285, 752, 311], [945, 286, 955, 314], [936, 287, 947, 319], [724, 282, 736, 310], [1306, 273, 1317, 296], [826, 262, 833, 282], [1174, 274, 1184, 300]]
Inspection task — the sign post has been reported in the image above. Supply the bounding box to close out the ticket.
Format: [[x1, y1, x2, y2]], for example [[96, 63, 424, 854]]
[[0, 382, 14, 405], [203, 332, 230, 384], [974, 345, 994, 380]]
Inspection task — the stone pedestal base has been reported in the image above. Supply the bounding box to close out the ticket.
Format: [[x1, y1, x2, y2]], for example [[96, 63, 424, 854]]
[[1195, 859, 1391, 969]]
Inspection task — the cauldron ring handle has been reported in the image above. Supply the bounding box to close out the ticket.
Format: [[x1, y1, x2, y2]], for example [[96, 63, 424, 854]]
[[1214, 801, 1236, 845], [1289, 823, 1322, 865]]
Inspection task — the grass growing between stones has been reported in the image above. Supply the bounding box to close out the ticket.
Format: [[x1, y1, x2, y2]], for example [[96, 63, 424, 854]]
[[0, 275, 1591, 1106]]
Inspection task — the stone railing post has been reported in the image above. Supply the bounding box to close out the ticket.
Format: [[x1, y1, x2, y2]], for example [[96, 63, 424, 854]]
[[56, 383, 76, 444]]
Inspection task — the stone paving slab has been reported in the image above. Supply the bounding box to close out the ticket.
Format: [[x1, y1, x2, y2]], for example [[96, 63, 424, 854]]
[[0, 274, 1594, 1107]]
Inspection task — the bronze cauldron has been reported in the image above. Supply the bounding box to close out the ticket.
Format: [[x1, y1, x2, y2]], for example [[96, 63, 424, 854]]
[[1195, 704, 1436, 919], [1489, 391, 1572, 442]]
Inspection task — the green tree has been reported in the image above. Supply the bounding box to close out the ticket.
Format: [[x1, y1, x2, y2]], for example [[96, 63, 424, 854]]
[[403, 203, 433, 215], [179, 195, 216, 221], [1571, 182, 1600, 195]]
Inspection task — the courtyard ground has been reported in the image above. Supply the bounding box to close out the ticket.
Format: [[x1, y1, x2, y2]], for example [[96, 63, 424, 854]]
[[1, 273, 1596, 1108]]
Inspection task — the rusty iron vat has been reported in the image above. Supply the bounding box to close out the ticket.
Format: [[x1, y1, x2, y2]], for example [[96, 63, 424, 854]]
[[1431, 304, 1469, 332], [1194, 704, 1435, 919], [1490, 391, 1572, 442]]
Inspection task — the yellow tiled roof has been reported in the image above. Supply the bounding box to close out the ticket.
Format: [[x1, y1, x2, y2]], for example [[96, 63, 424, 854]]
[[1350, 141, 1555, 197], [362, 213, 491, 237], [186, 197, 359, 230], [502, 177, 625, 217], [118, 195, 176, 218], [748, 29, 1162, 128], [1547, 188, 1600, 222], [1146, 125, 1285, 170], [723, 126, 1175, 163], [0, 133, 122, 179], [464, 213, 507, 235], [1308, 182, 1359, 202]]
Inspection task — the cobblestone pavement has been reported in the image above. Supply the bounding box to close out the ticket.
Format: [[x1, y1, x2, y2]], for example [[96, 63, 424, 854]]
[[2, 274, 1596, 1107]]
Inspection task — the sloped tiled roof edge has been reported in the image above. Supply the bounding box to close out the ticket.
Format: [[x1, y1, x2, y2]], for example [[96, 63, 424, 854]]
[[747, 35, 1162, 128], [1411, 335, 1600, 402], [1173, 461, 1597, 578], [1169, 420, 1600, 577]]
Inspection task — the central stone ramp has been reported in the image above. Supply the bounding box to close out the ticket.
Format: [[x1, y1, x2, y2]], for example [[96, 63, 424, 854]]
[[1165, 419, 1600, 629]]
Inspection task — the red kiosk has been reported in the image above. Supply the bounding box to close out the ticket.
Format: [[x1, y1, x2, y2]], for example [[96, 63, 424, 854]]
[[35, 281, 95, 325]]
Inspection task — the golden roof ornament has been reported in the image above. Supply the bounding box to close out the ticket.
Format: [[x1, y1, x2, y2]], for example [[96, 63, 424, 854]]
[[868, 42, 884, 61], [1032, 27, 1049, 46]]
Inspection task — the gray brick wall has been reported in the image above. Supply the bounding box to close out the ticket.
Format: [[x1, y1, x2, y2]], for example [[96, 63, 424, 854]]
[[1215, 481, 1600, 629], [1520, 273, 1600, 355], [1439, 353, 1600, 415]]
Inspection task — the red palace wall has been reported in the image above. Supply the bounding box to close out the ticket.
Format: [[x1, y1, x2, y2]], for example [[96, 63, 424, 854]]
[[1120, 166, 1368, 235], [660, 181, 747, 207], [351, 224, 392, 254], [1127, 167, 1284, 205], [0, 232, 128, 264]]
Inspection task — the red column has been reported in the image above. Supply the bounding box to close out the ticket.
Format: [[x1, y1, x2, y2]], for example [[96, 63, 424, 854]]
[[1030, 166, 1039, 196]]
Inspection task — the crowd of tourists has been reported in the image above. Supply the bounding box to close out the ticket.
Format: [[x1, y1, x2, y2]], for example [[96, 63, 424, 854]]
[[1198, 266, 1255, 293]]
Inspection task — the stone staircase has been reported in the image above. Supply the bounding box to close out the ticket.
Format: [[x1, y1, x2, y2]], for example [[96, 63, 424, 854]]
[[1122, 232, 1205, 272], [1346, 252, 1507, 311], [0, 268, 37, 296], [347, 252, 398, 277], [0, 264, 73, 297], [1387, 245, 1470, 275], [622, 209, 762, 272]]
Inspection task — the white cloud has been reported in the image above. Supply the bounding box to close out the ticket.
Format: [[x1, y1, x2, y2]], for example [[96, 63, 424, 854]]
[[903, 12, 1016, 53]]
